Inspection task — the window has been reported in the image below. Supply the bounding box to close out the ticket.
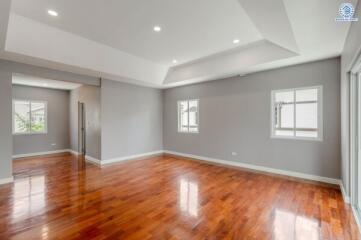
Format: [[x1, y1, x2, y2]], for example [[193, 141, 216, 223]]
[[13, 100, 47, 134], [178, 99, 199, 133], [271, 86, 322, 140]]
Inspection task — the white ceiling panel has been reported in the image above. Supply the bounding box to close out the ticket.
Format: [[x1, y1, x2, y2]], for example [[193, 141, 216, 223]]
[[11, 0, 263, 66]]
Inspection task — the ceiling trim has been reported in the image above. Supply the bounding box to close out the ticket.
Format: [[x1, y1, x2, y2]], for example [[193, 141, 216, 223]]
[[163, 40, 298, 85], [12, 73, 83, 90]]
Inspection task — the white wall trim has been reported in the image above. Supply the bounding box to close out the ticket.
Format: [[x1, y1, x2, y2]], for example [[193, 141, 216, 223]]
[[163, 150, 340, 185], [85, 155, 101, 166], [13, 149, 71, 159], [68, 149, 80, 155], [9, 149, 351, 206], [0, 176, 14, 185], [11, 149, 161, 168], [101, 150, 164, 166], [340, 181, 351, 204], [11, 148, 343, 185], [352, 206, 361, 233]]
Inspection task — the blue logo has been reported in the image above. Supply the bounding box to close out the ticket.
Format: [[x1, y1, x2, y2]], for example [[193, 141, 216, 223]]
[[336, 3, 358, 21]]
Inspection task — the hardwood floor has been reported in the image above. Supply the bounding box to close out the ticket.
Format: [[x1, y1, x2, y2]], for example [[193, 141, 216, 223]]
[[0, 153, 359, 239]]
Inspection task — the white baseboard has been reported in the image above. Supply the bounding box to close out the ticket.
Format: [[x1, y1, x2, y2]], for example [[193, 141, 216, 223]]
[[0, 176, 14, 185], [13, 149, 71, 159], [68, 149, 80, 155], [352, 206, 361, 233], [9, 148, 351, 205], [164, 150, 340, 185], [101, 150, 164, 166], [12, 148, 161, 168], [340, 182, 351, 204], [85, 155, 101, 166]]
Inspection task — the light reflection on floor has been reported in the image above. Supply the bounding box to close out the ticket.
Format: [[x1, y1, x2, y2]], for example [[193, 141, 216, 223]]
[[273, 209, 319, 240], [12, 175, 46, 223], [179, 178, 199, 217], [41, 225, 49, 240]]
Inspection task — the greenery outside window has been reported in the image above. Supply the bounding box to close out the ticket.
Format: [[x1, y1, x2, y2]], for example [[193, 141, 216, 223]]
[[13, 100, 47, 135]]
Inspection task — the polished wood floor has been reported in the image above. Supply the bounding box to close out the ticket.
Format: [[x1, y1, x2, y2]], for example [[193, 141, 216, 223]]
[[0, 153, 359, 240]]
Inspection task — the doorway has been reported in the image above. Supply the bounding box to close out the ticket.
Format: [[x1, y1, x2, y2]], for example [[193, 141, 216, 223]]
[[78, 102, 86, 155], [350, 67, 361, 222]]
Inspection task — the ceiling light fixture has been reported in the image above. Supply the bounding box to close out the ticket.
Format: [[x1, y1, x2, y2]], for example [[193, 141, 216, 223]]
[[153, 26, 162, 32], [233, 39, 240, 44], [172, 59, 178, 64], [47, 10, 58, 17]]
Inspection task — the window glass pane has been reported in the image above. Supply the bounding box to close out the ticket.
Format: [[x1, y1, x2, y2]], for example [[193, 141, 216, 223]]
[[275, 91, 294, 103], [296, 88, 317, 102], [179, 101, 188, 132], [296, 103, 317, 129], [14, 101, 30, 133], [280, 104, 294, 128], [188, 100, 198, 133], [274, 91, 294, 136], [295, 88, 318, 139], [31, 102, 46, 133]]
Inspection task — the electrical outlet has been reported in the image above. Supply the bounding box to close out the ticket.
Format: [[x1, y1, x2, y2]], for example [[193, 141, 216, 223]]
[[231, 152, 237, 156]]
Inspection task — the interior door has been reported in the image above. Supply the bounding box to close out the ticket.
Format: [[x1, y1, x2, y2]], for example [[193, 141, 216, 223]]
[[78, 102, 86, 155]]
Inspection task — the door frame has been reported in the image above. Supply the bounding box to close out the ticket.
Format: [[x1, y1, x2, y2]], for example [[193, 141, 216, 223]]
[[350, 72, 359, 205], [349, 52, 361, 227]]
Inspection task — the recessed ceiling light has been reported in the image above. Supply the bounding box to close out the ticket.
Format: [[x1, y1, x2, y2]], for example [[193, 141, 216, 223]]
[[153, 26, 162, 32], [233, 39, 240, 44], [47, 10, 58, 17], [172, 59, 178, 64]]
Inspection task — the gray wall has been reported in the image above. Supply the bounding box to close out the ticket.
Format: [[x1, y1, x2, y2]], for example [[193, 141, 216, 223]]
[[0, 68, 13, 180], [341, 2, 361, 195], [12, 85, 70, 155], [70, 85, 101, 159], [101, 79, 163, 160], [0, 55, 343, 183], [163, 57, 341, 179]]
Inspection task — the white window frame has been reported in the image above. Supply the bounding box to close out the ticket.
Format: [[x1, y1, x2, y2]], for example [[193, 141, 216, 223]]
[[177, 99, 199, 133], [12, 99, 48, 135], [270, 86, 323, 141]]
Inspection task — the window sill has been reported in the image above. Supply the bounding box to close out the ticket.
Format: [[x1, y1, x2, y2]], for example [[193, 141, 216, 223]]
[[270, 135, 323, 142], [13, 132, 48, 136], [177, 131, 199, 134]]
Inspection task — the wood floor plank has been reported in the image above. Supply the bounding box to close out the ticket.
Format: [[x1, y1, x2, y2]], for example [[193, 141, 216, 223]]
[[0, 153, 359, 239]]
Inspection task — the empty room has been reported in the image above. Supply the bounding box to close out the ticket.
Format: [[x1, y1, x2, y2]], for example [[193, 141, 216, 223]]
[[0, 0, 360, 239]]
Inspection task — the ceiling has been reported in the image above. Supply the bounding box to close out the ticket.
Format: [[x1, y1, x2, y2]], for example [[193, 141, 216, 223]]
[[10, 0, 263, 66], [12, 73, 82, 90], [0, 0, 358, 88]]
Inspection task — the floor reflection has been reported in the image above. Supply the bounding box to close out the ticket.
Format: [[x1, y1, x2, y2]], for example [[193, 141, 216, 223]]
[[41, 225, 49, 240], [179, 178, 199, 217], [273, 209, 319, 240], [12, 175, 46, 223]]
